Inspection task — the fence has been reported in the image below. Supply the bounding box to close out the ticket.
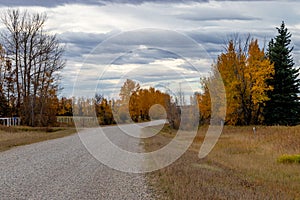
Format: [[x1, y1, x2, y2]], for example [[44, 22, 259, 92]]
[[0, 117, 21, 126], [57, 116, 98, 127]]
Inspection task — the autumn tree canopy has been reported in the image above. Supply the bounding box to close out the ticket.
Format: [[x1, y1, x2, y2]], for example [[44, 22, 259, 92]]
[[198, 38, 274, 125], [113, 79, 172, 123]]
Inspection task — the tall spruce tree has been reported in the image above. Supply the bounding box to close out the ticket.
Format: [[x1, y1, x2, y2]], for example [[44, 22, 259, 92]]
[[264, 22, 300, 125]]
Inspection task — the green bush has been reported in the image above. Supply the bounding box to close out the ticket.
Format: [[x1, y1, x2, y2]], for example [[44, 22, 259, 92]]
[[277, 154, 300, 164]]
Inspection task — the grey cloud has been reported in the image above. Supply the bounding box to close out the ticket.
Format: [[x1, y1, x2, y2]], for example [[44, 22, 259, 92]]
[[97, 0, 275, 5], [113, 48, 178, 65], [186, 31, 224, 44], [0, 0, 104, 8], [292, 37, 300, 51], [0, 0, 207, 8], [57, 30, 217, 70], [99, 0, 208, 4], [59, 28, 286, 85], [178, 13, 261, 22], [0, 0, 274, 8], [57, 31, 117, 59], [62, 29, 203, 67], [60, 30, 265, 63], [179, 63, 208, 73], [90, 29, 211, 60], [58, 31, 108, 46], [186, 30, 280, 57]]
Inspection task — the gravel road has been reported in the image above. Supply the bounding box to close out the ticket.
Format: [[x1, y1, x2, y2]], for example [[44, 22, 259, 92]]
[[0, 121, 165, 200]]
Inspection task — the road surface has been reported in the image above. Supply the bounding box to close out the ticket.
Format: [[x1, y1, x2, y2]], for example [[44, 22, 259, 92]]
[[0, 120, 165, 200]]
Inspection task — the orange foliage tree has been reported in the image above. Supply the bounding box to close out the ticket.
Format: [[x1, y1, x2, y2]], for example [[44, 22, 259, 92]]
[[57, 97, 73, 116], [113, 79, 172, 123], [130, 87, 171, 122], [198, 39, 274, 125]]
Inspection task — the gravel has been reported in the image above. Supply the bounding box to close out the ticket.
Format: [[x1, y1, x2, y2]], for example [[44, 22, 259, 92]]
[[0, 121, 164, 200]]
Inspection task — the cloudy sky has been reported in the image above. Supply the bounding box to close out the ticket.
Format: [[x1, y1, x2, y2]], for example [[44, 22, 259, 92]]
[[0, 0, 299, 100]]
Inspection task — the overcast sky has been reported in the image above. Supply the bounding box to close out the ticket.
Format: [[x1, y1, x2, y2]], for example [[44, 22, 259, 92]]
[[0, 0, 299, 100]]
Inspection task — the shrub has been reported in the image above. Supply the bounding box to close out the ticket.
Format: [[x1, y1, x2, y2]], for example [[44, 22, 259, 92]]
[[277, 154, 300, 164]]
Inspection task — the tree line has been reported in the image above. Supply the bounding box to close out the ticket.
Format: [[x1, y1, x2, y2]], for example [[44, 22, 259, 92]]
[[0, 9, 299, 127], [69, 79, 179, 127]]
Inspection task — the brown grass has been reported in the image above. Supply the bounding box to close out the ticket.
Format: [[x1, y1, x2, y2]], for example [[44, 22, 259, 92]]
[[143, 125, 300, 199], [0, 125, 77, 152]]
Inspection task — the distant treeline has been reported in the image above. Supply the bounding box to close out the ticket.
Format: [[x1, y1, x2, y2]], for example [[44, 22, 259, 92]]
[[0, 9, 299, 127], [58, 79, 181, 128]]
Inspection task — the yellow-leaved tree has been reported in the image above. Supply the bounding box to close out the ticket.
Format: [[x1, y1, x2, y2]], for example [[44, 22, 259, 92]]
[[244, 40, 274, 124], [198, 39, 274, 125]]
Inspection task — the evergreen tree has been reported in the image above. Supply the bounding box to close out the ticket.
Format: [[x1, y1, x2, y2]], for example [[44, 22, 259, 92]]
[[264, 22, 300, 125]]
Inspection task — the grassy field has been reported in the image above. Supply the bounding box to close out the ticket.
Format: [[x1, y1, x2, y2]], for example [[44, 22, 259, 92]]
[[0, 126, 77, 152], [144, 125, 300, 199]]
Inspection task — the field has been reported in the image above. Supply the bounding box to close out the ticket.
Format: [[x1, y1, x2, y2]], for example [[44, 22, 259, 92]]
[[0, 126, 76, 152], [143, 125, 300, 199]]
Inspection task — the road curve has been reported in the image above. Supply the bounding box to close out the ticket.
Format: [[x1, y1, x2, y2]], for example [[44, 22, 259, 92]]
[[0, 120, 165, 200]]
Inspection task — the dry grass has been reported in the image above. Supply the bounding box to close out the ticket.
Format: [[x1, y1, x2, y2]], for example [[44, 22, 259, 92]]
[[143, 125, 300, 199], [0, 125, 77, 152]]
